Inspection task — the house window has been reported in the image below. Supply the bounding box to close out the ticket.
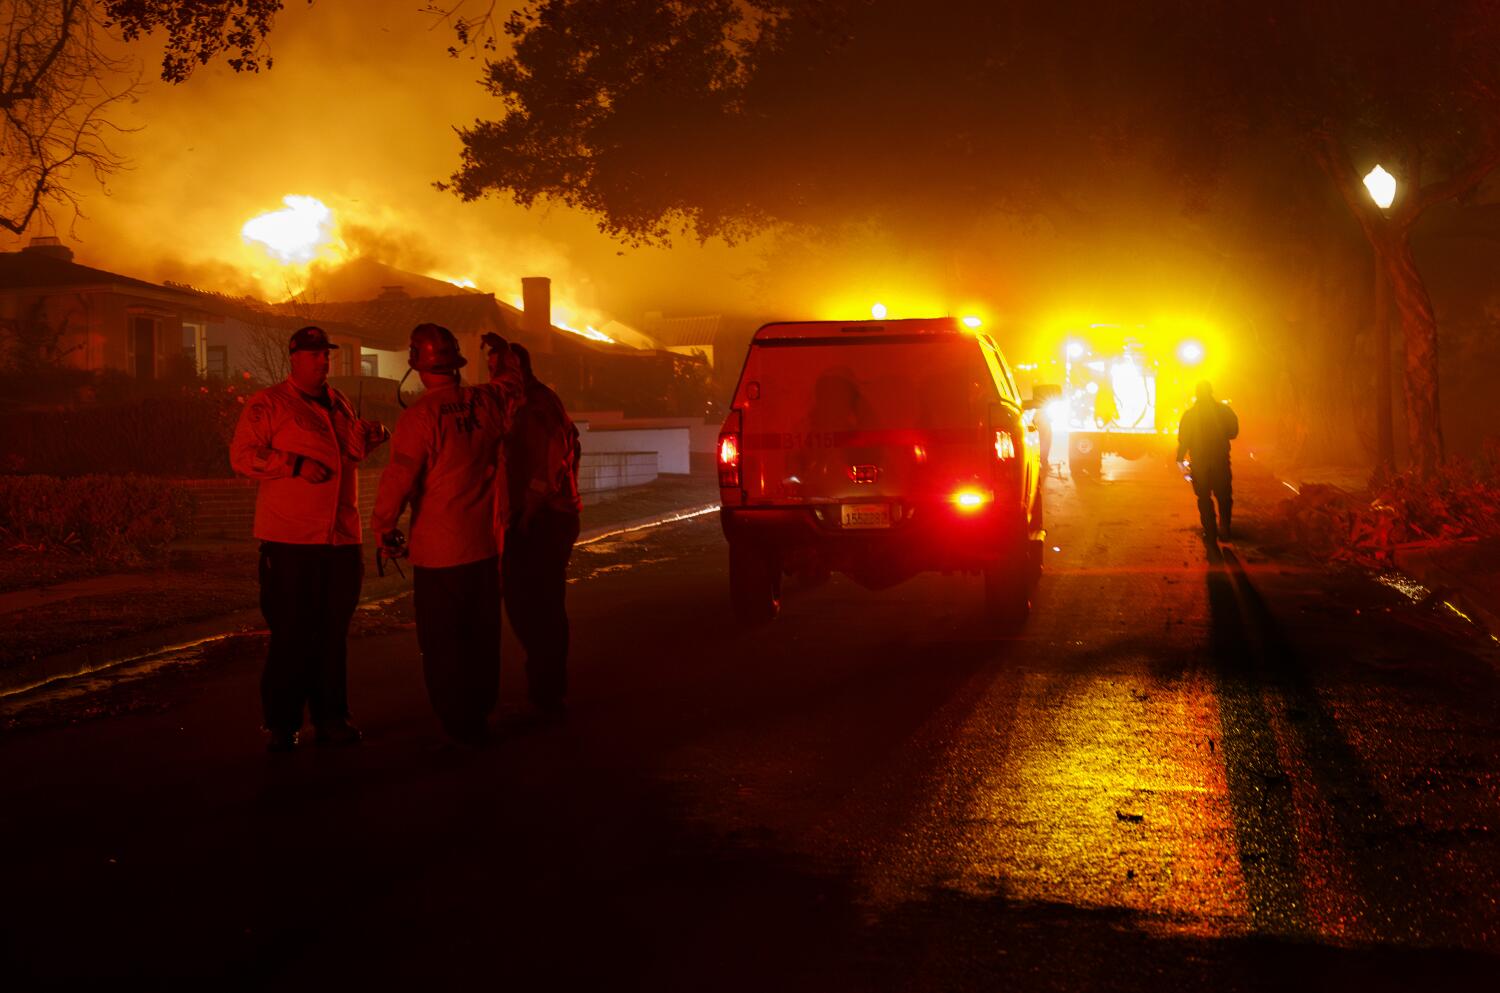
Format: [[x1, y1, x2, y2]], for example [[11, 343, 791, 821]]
[[206, 345, 229, 379], [361, 353, 378, 377], [181, 322, 207, 376]]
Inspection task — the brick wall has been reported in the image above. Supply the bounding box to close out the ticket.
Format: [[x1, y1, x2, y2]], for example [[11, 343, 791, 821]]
[[181, 454, 648, 538], [178, 474, 383, 540]]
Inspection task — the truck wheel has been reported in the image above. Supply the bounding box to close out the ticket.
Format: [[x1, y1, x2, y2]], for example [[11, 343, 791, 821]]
[[730, 541, 782, 624], [1068, 435, 1100, 478], [983, 518, 1031, 631], [984, 560, 1030, 631]]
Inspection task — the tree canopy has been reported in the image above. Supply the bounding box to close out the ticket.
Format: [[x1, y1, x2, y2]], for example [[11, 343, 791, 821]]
[[446, 0, 1500, 473]]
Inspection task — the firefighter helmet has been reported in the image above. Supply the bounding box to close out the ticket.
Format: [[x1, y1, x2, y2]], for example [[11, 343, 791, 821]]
[[408, 323, 467, 372]]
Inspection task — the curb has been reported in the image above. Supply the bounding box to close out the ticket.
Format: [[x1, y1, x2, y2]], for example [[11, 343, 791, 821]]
[[1274, 468, 1500, 646], [1392, 545, 1500, 645], [577, 502, 720, 546], [2, 501, 723, 700]]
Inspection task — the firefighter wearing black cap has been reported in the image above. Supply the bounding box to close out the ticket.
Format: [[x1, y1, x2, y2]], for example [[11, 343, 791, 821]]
[[497, 342, 582, 716], [370, 324, 523, 744], [1176, 380, 1240, 545], [230, 325, 390, 752]]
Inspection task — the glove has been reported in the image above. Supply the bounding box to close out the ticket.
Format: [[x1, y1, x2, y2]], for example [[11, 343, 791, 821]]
[[379, 528, 407, 559], [364, 421, 390, 448], [294, 455, 333, 483], [480, 332, 508, 355], [375, 528, 407, 578]]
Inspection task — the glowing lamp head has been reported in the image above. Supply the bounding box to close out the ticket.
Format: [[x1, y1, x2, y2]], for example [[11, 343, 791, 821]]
[[1363, 164, 1397, 209], [961, 315, 982, 329], [1177, 340, 1205, 365], [871, 302, 888, 320], [952, 487, 988, 511], [1065, 341, 1086, 361]]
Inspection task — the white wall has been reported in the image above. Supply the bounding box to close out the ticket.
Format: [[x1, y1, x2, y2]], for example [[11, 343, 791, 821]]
[[578, 451, 659, 499], [578, 423, 690, 474]]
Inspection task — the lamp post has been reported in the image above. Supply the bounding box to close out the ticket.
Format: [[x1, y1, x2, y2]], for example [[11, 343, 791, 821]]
[[1364, 164, 1396, 471]]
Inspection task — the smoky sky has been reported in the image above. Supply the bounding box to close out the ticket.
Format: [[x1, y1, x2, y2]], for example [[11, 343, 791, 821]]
[[0, 2, 770, 325], [0, 0, 1393, 362]]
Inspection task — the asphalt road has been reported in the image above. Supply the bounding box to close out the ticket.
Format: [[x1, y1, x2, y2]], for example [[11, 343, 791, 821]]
[[2, 457, 1498, 991]]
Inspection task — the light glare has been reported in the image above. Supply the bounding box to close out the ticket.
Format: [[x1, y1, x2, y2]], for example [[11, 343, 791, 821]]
[[953, 488, 987, 510], [871, 302, 888, 320], [1364, 164, 1397, 209], [1177, 340, 1205, 364]]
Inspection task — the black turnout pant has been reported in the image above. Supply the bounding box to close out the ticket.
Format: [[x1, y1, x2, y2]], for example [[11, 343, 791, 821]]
[[258, 542, 363, 733], [1191, 460, 1233, 542], [414, 556, 502, 740], [502, 508, 581, 707]]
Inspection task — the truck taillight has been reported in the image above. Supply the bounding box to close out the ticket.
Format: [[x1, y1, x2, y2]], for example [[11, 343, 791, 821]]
[[952, 487, 989, 511], [995, 430, 1017, 460], [718, 426, 741, 488]]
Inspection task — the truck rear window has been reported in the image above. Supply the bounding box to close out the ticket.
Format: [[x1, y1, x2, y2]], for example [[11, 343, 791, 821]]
[[738, 338, 992, 434]]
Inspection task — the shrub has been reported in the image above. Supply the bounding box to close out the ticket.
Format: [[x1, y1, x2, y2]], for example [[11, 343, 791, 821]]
[[0, 382, 244, 477], [1274, 442, 1500, 568], [0, 475, 194, 563], [0, 377, 399, 477]]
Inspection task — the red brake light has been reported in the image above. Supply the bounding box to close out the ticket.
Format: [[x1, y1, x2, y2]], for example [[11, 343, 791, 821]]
[[952, 487, 989, 511], [718, 430, 741, 488]]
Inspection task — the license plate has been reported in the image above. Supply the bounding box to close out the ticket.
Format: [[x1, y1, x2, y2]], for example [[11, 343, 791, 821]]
[[841, 503, 892, 529]]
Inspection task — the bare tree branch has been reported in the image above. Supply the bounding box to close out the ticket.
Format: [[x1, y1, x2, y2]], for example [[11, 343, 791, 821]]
[[0, 0, 138, 235]]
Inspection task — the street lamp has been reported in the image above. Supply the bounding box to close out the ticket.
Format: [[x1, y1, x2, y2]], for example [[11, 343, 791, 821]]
[[1363, 164, 1396, 209], [1364, 163, 1396, 469]]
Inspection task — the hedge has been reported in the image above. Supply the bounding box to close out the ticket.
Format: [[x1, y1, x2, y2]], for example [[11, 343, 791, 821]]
[[0, 474, 194, 563], [0, 381, 398, 478]]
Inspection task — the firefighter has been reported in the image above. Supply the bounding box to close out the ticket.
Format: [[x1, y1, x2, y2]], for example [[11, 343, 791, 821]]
[[370, 324, 522, 745], [496, 342, 582, 717], [229, 325, 390, 753], [1176, 380, 1240, 545]]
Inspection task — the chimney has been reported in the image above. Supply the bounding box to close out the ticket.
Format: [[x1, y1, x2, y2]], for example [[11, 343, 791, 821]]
[[23, 236, 73, 262], [521, 276, 551, 339], [378, 285, 409, 300]]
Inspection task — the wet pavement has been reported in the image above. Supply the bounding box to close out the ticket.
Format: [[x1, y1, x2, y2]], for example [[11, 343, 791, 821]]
[[1, 457, 1497, 990]]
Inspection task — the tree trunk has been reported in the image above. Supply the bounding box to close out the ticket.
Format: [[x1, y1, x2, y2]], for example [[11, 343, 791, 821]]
[[1372, 258, 1394, 471], [1380, 233, 1443, 477]]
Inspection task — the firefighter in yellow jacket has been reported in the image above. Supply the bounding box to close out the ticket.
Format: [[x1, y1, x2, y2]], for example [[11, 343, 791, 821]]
[[229, 326, 390, 752], [370, 324, 522, 745]]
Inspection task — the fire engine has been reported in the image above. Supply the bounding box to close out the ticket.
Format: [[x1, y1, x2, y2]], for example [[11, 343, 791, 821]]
[[1017, 325, 1207, 477]]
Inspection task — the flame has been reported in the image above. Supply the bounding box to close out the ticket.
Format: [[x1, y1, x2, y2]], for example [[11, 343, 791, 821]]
[[428, 272, 477, 289], [241, 195, 336, 264], [556, 321, 615, 344]]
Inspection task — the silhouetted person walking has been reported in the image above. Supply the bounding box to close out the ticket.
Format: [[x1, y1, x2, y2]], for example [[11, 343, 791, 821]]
[[1176, 380, 1239, 545]]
